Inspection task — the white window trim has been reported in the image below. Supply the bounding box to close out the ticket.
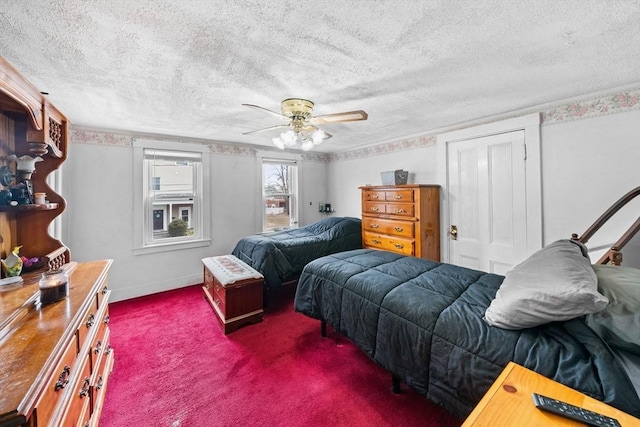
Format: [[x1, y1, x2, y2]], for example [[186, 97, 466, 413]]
[[257, 151, 301, 233], [133, 139, 211, 255]]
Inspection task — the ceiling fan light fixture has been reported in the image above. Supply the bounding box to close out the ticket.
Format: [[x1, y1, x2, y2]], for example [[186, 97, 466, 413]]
[[301, 140, 315, 151], [310, 129, 325, 145]]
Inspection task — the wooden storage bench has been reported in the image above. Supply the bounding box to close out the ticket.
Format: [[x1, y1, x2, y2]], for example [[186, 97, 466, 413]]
[[202, 255, 264, 334]]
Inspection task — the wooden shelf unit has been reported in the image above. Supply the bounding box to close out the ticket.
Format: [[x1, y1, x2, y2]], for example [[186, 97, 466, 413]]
[[0, 55, 69, 268]]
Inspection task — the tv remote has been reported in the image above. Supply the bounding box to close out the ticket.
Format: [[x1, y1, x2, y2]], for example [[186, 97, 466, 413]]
[[532, 393, 621, 426]]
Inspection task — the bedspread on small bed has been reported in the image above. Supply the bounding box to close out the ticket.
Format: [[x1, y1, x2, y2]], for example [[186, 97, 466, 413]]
[[231, 217, 362, 291], [294, 249, 640, 419]]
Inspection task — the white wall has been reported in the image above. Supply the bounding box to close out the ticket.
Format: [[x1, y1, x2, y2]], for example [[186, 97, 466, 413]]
[[327, 109, 640, 267], [62, 89, 640, 302], [63, 138, 329, 302]]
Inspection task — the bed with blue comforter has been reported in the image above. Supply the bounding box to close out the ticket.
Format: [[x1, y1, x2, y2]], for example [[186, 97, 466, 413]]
[[293, 248, 640, 419], [231, 217, 362, 291]]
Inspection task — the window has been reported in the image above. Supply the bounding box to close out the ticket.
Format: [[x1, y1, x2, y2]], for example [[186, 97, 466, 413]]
[[262, 158, 298, 232], [133, 139, 210, 254]]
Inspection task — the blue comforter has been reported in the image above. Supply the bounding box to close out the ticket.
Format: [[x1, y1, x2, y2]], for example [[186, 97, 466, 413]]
[[231, 217, 362, 291], [294, 249, 640, 419]]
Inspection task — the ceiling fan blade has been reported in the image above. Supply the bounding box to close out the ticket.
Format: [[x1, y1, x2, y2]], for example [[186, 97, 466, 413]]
[[242, 103, 289, 120], [242, 124, 290, 135], [308, 110, 368, 125]]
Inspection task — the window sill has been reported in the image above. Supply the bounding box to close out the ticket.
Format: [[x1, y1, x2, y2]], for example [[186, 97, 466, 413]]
[[133, 238, 211, 256]]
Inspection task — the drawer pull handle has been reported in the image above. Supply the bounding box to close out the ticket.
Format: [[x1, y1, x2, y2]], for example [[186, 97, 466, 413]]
[[371, 207, 379, 212], [94, 340, 103, 354], [204, 282, 211, 290], [372, 239, 381, 244], [394, 209, 405, 214], [104, 315, 110, 325], [96, 375, 104, 391], [86, 313, 95, 328], [55, 366, 71, 391], [394, 244, 404, 249], [105, 345, 113, 355], [370, 224, 379, 229], [215, 283, 222, 292], [393, 195, 402, 200], [394, 227, 404, 232], [370, 195, 379, 199], [79, 378, 91, 398], [101, 285, 108, 295], [215, 297, 221, 307]]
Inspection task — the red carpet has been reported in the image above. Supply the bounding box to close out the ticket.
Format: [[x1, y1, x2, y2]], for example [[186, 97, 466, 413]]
[[100, 284, 462, 427]]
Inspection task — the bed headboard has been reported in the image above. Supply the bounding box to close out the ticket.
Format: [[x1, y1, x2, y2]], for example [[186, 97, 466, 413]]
[[571, 186, 640, 266]]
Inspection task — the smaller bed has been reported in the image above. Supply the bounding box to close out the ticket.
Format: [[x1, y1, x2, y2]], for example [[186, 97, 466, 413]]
[[231, 216, 362, 292]]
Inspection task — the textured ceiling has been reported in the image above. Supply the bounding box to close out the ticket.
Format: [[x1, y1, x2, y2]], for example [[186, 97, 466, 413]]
[[1, 0, 639, 153]]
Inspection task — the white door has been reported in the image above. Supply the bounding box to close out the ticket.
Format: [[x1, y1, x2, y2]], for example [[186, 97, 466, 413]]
[[448, 130, 528, 275]]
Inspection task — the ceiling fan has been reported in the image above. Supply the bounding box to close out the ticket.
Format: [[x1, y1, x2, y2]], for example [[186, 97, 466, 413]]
[[242, 98, 368, 151]]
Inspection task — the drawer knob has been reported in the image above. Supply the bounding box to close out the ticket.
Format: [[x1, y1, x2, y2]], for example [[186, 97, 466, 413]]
[[393, 195, 402, 199], [394, 209, 405, 214], [370, 223, 379, 229], [394, 227, 404, 232], [101, 285, 108, 295], [55, 365, 71, 391], [394, 243, 404, 249], [94, 340, 103, 354], [105, 345, 113, 355], [96, 375, 104, 391], [372, 239, 381, 244], [104, 315, 110, 325], [371, 207, 379, 212], [370, 195, 379, 199], [79, 378, 90, 398], [215, 297, 221, 307], [86, 313, 96, 328]]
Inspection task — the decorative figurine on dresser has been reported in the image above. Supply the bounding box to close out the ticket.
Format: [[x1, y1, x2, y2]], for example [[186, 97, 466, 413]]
[[359, 184, 441, 261], [0, 56, 114, 427]]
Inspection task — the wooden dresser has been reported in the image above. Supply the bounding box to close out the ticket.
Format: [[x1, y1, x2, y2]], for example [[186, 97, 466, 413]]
[[360, 184, 440, 261], [0, 260, 114, 427]]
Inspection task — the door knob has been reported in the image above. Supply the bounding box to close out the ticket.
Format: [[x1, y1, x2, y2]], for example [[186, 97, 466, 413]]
[[449, 225, 458, 240]]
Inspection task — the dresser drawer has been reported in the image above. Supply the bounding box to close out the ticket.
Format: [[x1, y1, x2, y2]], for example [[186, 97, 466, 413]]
[[35, 334, 79, 426], [362, 217, 414, 238], [385, 189, 414, 202], [91, 327, 114, 422], [57, 353, 92, 427], [363, 232, 415, 256], [363, 201, 387, 214], [385, 203, 414, 217], [363, 190, 386, 201]]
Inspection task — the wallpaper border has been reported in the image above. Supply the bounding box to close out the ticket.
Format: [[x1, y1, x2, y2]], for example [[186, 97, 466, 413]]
[[70, 87, 639, 163]]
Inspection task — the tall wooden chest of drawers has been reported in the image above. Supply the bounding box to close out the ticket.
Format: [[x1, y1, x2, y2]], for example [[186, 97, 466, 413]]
[[360, 184, 440, 261]]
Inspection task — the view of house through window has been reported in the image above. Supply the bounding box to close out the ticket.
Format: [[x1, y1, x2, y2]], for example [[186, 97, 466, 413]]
[[262, 159, 298, 232], [145, 149, 201, 243]]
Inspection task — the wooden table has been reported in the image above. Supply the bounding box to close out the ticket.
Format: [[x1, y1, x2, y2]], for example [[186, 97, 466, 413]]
[[463, 362, 640, 426]]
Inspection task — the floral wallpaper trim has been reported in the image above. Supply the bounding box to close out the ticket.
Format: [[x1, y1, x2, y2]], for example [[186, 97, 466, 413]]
[[328, 135, 436, 162], [70, 87, 639, 162], [71, 129, 134, 146], [541, 89, 640, 125]]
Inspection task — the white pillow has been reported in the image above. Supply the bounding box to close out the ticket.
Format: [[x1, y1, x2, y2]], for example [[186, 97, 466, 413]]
[[484, 240, 609, 330]]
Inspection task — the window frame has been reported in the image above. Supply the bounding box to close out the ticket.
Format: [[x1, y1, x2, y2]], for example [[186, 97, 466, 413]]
[[260, 156, 299, 233], [133, 139, 211, 255]]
